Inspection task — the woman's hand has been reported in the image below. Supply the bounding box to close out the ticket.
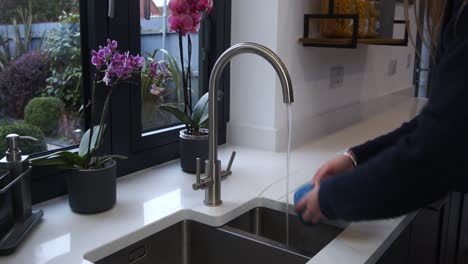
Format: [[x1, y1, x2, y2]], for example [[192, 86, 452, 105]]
[[295, 184, 324, 224], [295, 152, 356, 224], [313, 153, 355, 185]]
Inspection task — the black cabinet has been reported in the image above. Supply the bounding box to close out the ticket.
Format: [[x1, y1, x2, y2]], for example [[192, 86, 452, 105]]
[[377, 194, 461, 264], [407, 207, 444, 264], [456, 194, 468, 264], [377, 227, 411, 264]]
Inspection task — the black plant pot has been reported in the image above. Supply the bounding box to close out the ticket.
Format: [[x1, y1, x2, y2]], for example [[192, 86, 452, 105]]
[[179, 129, 208, 173], [67, 159, 116, 214]]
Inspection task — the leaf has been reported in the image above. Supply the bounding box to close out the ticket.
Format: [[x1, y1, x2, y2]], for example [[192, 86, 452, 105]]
[[159, 105, 195, 126], [31, 157, 69, 166], [191, 93, 209, 125], [200, 118, 209, 129], [93, 155, 127, 169], [198, 110, 209, 127], [79, 125, 106, 157], [31, 151, 85, 170]]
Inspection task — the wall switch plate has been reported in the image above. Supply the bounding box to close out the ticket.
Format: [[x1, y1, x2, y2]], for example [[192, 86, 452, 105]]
[[388, 60, 397, 76], [330, 66, 344, 89]]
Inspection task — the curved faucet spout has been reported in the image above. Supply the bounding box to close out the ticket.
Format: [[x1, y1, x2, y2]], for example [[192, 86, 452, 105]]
[[197, 42, 294, 206], [208, 42, 294, 161]]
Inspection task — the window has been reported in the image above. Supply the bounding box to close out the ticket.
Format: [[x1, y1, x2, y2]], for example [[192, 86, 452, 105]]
[[27, 0, 231, 204], [0, 0, 84, 155], [108, 0, 232, 175], [140, 0, 190, 132]]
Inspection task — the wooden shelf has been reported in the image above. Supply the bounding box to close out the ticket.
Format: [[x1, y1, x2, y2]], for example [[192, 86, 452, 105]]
[[299, 37, 408, 47]]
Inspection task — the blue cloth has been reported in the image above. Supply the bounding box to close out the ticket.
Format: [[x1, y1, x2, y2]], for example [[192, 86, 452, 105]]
[[294, 183, 315, 226]]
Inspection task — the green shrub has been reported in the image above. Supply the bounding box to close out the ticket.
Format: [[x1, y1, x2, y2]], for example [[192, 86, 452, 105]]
[[0, 122, 47, 155], [24, 97, 63, 136], [43, 12, 82, 113], [0, 119, 12, 127]]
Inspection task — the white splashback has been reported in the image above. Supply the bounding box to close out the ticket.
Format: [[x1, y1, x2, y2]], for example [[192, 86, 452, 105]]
[[229, 0, 417, 151]]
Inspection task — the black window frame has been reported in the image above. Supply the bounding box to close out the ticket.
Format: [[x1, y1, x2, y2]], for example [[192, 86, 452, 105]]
[[30, 0, 231, 204]]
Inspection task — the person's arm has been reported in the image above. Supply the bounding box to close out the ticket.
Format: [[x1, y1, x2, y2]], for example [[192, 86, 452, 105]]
[[318, 11, 468, 221], [312, 117, 419, 185], [349, 118, 418, 164], [319, 106, 458, 220]]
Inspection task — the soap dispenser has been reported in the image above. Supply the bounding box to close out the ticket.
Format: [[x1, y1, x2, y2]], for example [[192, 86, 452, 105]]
[[0, 134, 43, 255]]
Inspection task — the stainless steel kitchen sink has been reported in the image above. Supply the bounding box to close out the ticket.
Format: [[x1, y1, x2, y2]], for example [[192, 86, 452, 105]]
[[226, 207, 347, 257], [96, 220, 310, 264], [96, 204, 347, 264]]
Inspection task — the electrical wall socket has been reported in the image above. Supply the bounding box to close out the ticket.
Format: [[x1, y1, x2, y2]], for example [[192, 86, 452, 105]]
[[388, 59, 398, 76], [330, 66, 344, 89]]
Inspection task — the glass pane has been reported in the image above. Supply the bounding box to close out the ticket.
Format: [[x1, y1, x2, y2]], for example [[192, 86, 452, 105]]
[[0, 0, 83, 154], [140, 0, 200, 132]]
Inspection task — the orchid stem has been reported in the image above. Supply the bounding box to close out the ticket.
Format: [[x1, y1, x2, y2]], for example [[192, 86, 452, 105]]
[[178, 32, 191, 134], [93, 87, 113, 166], [187, 34, 193, 116], [86, 76, 98, 168]]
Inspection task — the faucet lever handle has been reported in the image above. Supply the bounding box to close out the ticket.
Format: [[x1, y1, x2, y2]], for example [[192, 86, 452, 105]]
[[226, 151, 236, 172], [196, 158, 201, 183], [193, 158, 203, 190], [220, 151, 236, 178]]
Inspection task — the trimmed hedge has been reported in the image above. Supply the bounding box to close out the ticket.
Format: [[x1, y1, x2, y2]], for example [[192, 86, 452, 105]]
[[0, 123, 47, 155], [24, 97, 63, 136]]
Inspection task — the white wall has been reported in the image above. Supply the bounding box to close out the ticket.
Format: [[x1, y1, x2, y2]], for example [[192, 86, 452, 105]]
[[228, 0, 416, 151]]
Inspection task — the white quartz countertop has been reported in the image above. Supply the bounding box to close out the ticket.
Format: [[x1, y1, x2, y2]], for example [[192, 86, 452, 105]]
[[3, 96, 426, 264]]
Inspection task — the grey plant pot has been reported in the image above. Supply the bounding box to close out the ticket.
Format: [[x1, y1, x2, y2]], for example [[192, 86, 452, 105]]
[[179, 129, 208, 174], [67, 159, 116, 214]]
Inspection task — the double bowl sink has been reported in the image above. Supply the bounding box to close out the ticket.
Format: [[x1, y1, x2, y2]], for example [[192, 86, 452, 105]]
[[97, 204, 347, 264]]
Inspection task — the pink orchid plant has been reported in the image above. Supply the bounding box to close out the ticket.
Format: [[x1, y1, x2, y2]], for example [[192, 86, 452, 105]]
[[141, 49, 176, 103], [158, 0, 213, 136], [168, 0, 212, 35], [33, 39, 143, 170]]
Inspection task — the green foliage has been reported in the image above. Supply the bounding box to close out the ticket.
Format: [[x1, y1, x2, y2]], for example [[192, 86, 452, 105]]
[[0, 0, 43, 71], [24, 97, 63, 136], [43, 12, 82, 113], [0, 119, 13, 127], [191, 93, 209, 126], [158, 92, 210, 133], [141, 49, 182, 102], [32, 125, 126, 170], [11, 0, 33, 59], [31, 151, 125, 170], [0, 122, 47, 155], [0, 30, 12, 72], [142, 49, 215, 135], [159, 105, 195, 127], [78, 125, 105, 157], [0, 0, 79, 24]]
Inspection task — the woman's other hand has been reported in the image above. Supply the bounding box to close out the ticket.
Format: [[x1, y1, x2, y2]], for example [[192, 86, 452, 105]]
[[313, 152, 355, 185]]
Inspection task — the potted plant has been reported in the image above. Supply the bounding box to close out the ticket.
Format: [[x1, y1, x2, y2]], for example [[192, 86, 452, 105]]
[[156, 0, 213, 173], [32, 39, 144, 214]]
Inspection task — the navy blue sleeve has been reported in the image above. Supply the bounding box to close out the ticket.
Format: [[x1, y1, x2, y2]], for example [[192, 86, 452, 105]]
[[350, 118, 418, 164], [318, 7, 468, 221]]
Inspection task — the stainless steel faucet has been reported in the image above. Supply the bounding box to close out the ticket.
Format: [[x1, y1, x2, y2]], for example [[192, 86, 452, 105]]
[[192, 42, 294, 206]]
